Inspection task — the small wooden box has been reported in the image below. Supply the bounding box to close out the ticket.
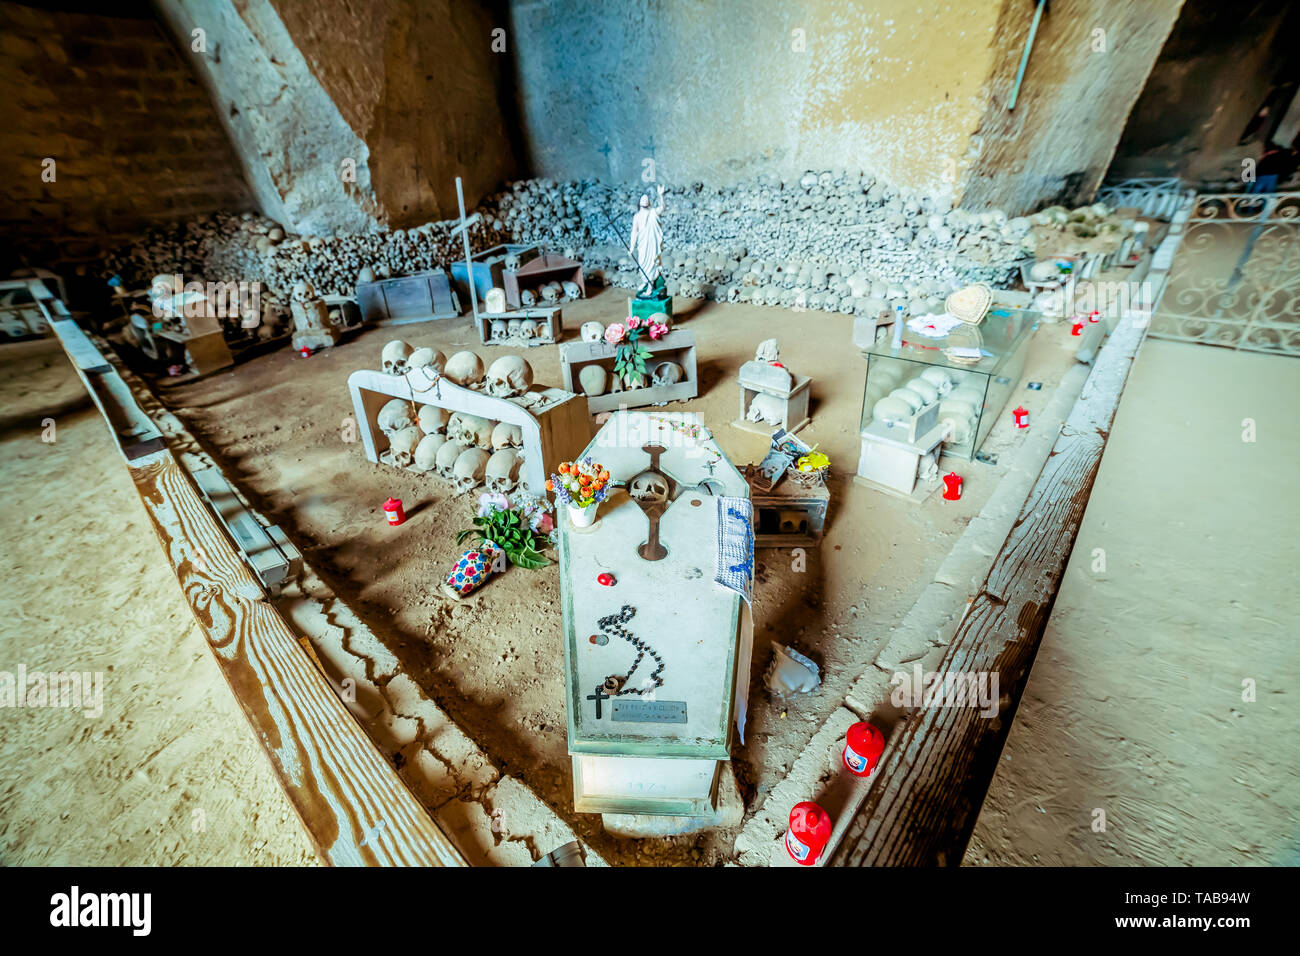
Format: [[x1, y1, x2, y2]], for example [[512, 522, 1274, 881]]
[[751, 479, 829, 548]]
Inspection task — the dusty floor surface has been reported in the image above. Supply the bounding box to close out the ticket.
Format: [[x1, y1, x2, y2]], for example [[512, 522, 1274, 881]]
[[147, 289, 1079, 865], [0, 339, 318, 866], [967, 340, 1300, 865]]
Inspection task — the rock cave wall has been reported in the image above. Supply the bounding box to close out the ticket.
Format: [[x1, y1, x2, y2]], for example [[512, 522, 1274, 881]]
[[960, 0, 1185, 213], [0, 1, 252, 266], [1108, 0, 1300, 185], [505, 0, 1006, 202], [155, 0, 521, 235]]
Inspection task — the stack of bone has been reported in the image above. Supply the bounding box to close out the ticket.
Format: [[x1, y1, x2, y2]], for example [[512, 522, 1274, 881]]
[[102, 210, 502, 304], [102, 171, 1039, 322], [376, 343, 531, 495], [490, 172, 1035, 317]]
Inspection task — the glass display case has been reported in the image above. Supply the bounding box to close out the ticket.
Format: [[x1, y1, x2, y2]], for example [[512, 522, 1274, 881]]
[[859, 308, 1039, 460]]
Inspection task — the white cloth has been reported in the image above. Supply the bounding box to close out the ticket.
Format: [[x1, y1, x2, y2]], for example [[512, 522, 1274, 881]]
[[628, 201, 664, 295]]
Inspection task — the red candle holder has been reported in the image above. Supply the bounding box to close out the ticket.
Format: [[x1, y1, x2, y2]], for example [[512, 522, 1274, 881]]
[[383, 497, 406, 526], [843, 722, 885, 777], [942, 472, 963, 500], [785, 801, 832, 866], [1070, 320, 1084, 336], [1012, 407, 1030, 429]]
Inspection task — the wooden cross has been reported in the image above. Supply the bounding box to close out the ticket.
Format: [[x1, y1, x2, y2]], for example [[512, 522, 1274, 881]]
[[586, 687, 610, 719]]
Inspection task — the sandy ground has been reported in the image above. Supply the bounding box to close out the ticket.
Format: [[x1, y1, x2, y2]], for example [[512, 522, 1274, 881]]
[[967, 340, 1300, 865], [0, 338, 318, 866], [145, 289, 1079, 865]]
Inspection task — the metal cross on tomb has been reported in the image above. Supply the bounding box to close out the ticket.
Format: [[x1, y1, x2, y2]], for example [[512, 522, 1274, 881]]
[[586, 686, 611, 719]]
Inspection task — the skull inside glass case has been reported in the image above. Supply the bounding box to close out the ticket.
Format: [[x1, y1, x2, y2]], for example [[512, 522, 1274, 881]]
[[858, 308, 1039, 460]]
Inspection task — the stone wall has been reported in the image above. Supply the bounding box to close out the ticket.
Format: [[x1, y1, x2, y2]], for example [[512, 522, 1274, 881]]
[[1109, 0, 1300, 184], [156, 0, 521, 235], [506, 0, 1005, 202], [0, 1, 253, 265], [960, 0, 1185, 214]]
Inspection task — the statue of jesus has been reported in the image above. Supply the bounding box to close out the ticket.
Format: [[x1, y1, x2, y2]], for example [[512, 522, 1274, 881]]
[[628, 184, 665, 298]]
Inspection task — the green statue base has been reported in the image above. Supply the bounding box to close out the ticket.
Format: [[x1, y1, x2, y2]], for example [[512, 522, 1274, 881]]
[[632, 276, 672, 320]]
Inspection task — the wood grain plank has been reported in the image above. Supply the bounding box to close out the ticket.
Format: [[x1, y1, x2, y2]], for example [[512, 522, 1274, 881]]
[[48, 310, 465, 866], [829, 313, 1150, 867]]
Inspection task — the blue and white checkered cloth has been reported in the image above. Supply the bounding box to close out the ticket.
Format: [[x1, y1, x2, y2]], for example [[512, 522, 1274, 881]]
[[715, 497, 755, 607]]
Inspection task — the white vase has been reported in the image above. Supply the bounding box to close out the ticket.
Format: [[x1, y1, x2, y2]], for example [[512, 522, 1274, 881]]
[[568, 502, 598, 528]]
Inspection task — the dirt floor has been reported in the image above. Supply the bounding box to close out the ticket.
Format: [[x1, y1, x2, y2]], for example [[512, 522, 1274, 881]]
[[966, 339, 1300, 865], [0, 338, 318, 866], [140, 288, 1081, 865]]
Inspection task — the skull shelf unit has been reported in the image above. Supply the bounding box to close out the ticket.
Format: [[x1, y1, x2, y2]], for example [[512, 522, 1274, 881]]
[[731, 359, 811, 437], [347, 367, 590, 496], [558, 329, 698, 413], [503, 251, 585, 310], [474, 304, 563, 348], [558, 411, 752, 816]]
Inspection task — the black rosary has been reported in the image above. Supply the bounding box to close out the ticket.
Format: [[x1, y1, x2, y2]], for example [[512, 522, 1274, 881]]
[[586, 605, 665, 718]]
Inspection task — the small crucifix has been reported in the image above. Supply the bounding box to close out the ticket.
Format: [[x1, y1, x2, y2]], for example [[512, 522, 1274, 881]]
[[586, 686, 611, 719]]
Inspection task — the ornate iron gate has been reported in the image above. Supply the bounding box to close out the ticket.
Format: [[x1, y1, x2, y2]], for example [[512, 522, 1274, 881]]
[[1152, 191, 1300, 356]]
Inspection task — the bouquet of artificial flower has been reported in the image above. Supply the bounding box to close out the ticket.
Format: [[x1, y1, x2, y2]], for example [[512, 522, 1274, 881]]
[[604, 316, 669, 387], [455, 491, 556, 571], [547, 458, 611, 510]]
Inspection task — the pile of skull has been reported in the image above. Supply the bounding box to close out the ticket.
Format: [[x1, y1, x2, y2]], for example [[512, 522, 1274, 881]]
[[103, 208, 503, 306], [865, 364, 983, 450], [490, 173, 1035, 316], [376, 341, 535, 494]]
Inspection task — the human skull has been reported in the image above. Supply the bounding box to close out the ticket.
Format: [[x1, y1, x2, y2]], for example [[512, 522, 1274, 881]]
[[490, 319, 508, 342], [417, 404, 449, 435], [447, 412, 495, 448], [888, 387, 924, 413], [486, 355, 534, 397], [873, 396, 913, 426], [629, 470, 669, 504], [491, 421, 522, 449], [408, 347, 445, 376], [520, 288, 537, 308], [920, 367, 954, 397], [746, 393, 784, 425], [779, 511, 809, 534], [413, 433, 447, 472], [540, 282, 562, 304], [755, 338, 779, 362], [535, 321, 553, 342], [451, 447, 490, 493], [377, 399, 416, 436], [484, 287, 507, 313], [388, 426, 422, 468], [504, 253, 521, 271], [580, 321, 604, 343], [651, 361, 683, 386], [435, 439, 469, 479], [443, 350, 485, 387], [484, 448, 521, 494], [562, 280, 581, 301], [905, 378, 940, 405], [381, 339, 414, 374], [518, 319, 538, 340]]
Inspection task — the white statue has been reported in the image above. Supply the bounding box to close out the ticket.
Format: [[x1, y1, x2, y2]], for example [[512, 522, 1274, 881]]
[[628, 184, 666, 297]]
